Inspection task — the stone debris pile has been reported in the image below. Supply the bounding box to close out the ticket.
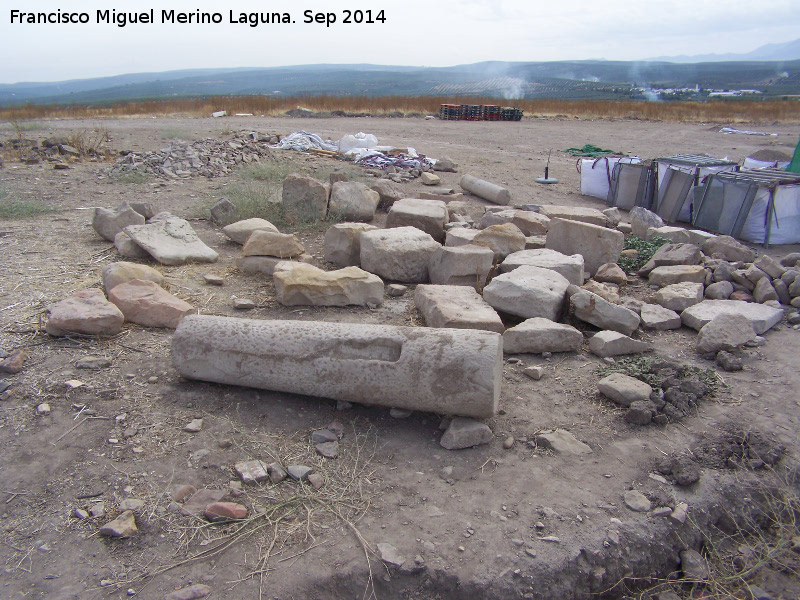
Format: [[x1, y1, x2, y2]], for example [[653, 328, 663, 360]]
[[104, 131, 280, 179]]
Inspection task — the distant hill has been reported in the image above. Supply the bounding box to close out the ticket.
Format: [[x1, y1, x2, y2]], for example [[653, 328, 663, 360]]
[[649, 38, 800, 63], [1, 58, 799, 105]]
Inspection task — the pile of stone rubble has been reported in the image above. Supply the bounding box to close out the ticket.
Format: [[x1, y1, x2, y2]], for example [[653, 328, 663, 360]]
[[103, 131, 280, 179], [40, 167, 800, 451]]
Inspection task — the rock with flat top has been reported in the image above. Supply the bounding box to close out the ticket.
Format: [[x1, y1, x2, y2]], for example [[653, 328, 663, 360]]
[[165, 584, 211, 600], [589, 331, 650, 358], [598, 373, 652, 406], [638, 243, 702, 276], [483, 266, 570, 321], [512, 211, 550, 236], [681, 300, 783, 334], [696, 313, 756, 354], [570, 290, 640, 336], [274, 263, 383, 307], [705, 281, 734, 300], [535, 429, 592, 455], [445, 228, 480, 247], [370, 180, 405, 208], [472, 223, 526, 261], [205, 502, 247, 521], [440, 417, 492, 449], [649, 265, 706, 287], [124, 216, 218, 265], [414, 285, 503, 333], [503, 318, 583, 354], [102, 261, 164, 294], [236, 254, 313, 275], [428, 244, 494, 288], [360, 227, 441, 283], [629, 207, 664, 240], [222, 218, 279, 244], [595, 263, 628, 285], [753, 277, 778, 303], [545, 218, 623, 275], [108, 280, 194, 328], [386, 198, 448, 242], [501, 249, 584, 285], [539, 205, 607, 227], [235, 460, 270, 484], [46, 288, 125, 337], [703, 235, 755, 263], [242, 230, 305, 258], [656, 282, 704, 312], [324, 222, 378, 267], [640, 303, 682, 330], [99, 510, 137, 538]]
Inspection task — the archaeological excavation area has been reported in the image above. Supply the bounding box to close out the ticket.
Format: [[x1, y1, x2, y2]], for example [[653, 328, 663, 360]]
[[1, 115, 799, 600]]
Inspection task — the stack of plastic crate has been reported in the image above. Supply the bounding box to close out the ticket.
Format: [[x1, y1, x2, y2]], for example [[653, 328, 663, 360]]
[[482, 105, 501, 121], [501, 107, 524, 121], [439, 104, 461, 120]]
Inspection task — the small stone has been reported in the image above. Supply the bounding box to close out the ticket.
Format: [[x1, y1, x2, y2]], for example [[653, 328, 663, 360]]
[[287, 465, 313, 481], [652, 507, 673, 517], [267, 463, 288, 483], [672, 456, 701, 486], [117, 499, 144, 514], [670, 502, 688, 523], [523, 366, 545, 380], [183, 418, 203, 433], [536, 429, 592, 455], [233, 298, 256, 310], [181, 489, 226, 516], [539, 536, 561, 543], [76, 356, 112, 370], [502, 436, 515, 449], [89, 503, 105, 518], [307, 473, 324, 490], [680, 548, 710, 580], [440, 417, 493, 450], [315, 441, 339, 458], [624, 401, 655, 426], [73, 508, 90, 519], [203, 274, 224, 286], [597, 373, 652, 406], [147, 376, 158, 384], [64, 379, 85, 389], [170, 484, 197, 502], [36, 403, 51, 415], [205, 501, 248, 522], [525, 548, 538, 557], [387, 284, 407, 297], [311, 428, 338, 443], [377, 542, 407, 567], [164, 584, 212, 600], [235, 460, 269, 484], [623, 490, 651, 512], [716, 351, 743, 372], [99, 510, 137, 538], [390, 408, 412, 419], [336, 400, 353, 410]]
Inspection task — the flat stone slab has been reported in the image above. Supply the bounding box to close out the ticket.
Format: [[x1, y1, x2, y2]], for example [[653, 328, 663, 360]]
[[445, 228, 480, 247], [102, 262, 165, 294], [570, 290, 640, 336], [535, 429, 592, 455], [125, 216, 218, 265], [638, 243, 702, 276], [242, 230, 305, 258], [597, 373, 652, 406], [640, 303, 682, 330], [588, 331, 650, 358], [46, 288, 124, 337], [414, 285, 503, 333], [696, 313, 757, 354], [648, 265, 706, 287], [539, 205, 607, 227], [483, 266, 570, 321], [473, 223, 526, 261], [656, 282, 705, 312], [93, 203, 145, 242], [236, 255, 313, 275], [503, 318, 583, 354], [108, 279, 195, 328], [681, 300, 783, 335], [501, 249, 584, 285], [273, 263, 383, 307], [222, 218, 279, 244], [545, 218, 623, 276], [172, 316, 502, 419]]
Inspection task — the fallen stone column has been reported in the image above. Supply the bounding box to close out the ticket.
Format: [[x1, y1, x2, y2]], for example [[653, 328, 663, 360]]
[[172, 315, 502, 418], [459, 174, 511, 205]]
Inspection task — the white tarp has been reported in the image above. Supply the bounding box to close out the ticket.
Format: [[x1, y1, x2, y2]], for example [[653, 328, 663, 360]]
[[580, 157, 641, 200], [656, 163, 737, 222]]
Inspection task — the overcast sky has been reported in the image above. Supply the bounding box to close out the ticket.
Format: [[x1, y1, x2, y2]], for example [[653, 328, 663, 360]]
[[1, 0, 799, 83]]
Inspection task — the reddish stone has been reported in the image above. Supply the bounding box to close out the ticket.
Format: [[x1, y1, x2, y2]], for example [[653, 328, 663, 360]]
[[0, 349, 26, 374], [108, 279, 194, 328], [46, 288, 124, 336], [730, 290, 754, 302], [204, 501, 248, 522]]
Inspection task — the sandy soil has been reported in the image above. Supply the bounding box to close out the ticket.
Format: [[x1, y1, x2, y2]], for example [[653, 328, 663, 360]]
[[1, 114, 799, 600]]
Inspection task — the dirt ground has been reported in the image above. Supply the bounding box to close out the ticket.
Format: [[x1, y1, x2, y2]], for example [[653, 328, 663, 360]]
[[1, 114, 800, 600]]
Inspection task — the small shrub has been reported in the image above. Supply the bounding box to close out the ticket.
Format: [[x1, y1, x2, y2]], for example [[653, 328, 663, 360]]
[[110, 171, 152, 184], [617, 235, 671, 274], [67, 127, 111, 157], [0, 188, 59, 219]]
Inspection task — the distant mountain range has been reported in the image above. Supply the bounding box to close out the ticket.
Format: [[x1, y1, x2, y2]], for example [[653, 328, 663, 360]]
[[649, 38, 800, 63], [2, 54, 799, 105]]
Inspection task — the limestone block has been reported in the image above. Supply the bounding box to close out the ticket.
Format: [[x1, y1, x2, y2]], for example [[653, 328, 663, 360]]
[[274, 263, 383, 307], [483, 266, 570, 321], [360, 227, 441, 283], [386, 198, 448, 242], [414, 285, 503, 333], [323, 222, 378, 267], [545, 218, 623, 276], [501, 249, 584, 286], [428, 244, 494, 289]]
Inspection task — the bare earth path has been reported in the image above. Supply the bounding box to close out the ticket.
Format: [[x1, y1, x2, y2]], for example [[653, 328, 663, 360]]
[[1, 115, 799, 600]]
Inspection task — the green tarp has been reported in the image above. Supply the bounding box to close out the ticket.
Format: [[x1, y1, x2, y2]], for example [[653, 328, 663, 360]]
[[563, 144, 617, 157], [788, 136, 800, 174]]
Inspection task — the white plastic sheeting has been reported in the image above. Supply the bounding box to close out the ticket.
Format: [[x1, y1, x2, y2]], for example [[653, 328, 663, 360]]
[[272, 131, 338, 152], [580, 157, 641, 200], [740, 184, 800, 245], [338, 132, 378, 154]]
